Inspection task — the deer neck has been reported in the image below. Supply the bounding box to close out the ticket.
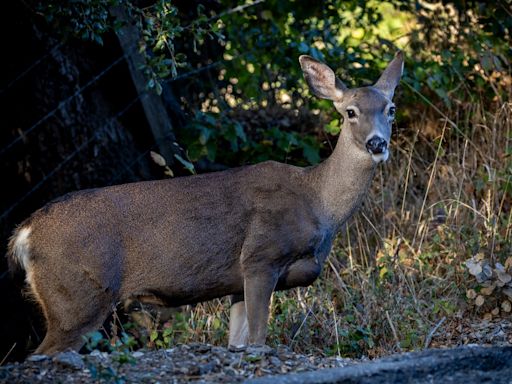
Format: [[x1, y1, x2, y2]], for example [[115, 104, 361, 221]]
[[311, 126, 376, 228]]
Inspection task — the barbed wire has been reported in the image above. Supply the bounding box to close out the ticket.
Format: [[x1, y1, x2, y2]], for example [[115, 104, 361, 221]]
[[0, 43, 63, 97], [1, 41, 249, 222], [0, 94, 141, 222], [0, 55, 125, 158]]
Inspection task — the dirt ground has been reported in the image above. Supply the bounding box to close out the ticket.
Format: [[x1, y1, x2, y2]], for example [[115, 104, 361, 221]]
[[1, 318, 511, 383]]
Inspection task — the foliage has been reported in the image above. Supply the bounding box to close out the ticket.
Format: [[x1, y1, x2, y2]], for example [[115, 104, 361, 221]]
[[31, 0, 511, 164], [27, 0, 512, 358], [183, 109, 322, 166], [83, 329, 137, 383], [34, 0, 120, 45]]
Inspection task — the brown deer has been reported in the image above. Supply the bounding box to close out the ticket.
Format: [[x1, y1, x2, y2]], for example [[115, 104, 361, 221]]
[[8, 51, 403, 354]]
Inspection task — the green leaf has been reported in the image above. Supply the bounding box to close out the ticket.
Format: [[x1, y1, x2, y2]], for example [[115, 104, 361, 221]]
[[174, 154, 196, 174], [155, 81, 163, 95], [234, 122, 247, 142], [325, 119, 341, 135], [303, 143, 321, 164]]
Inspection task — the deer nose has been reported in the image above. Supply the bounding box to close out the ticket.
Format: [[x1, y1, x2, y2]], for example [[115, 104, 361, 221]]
[[365, 136, 387, 154]]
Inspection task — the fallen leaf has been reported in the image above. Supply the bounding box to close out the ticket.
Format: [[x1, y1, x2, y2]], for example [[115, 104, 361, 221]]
[[466, 289, 477, 299], [501, 300, 512, 313], [475, 295, 485, 306], [483, 264, 493, 278], [465, 258, 482, 276], [504, 257, 512, 270], [495, 262, 506, 273], [150, 151, 167, 167], [497, 271, 512, 284], [481, 284, 496, 296], [491, 307, 500, 316], [503, 288, 512, 299]]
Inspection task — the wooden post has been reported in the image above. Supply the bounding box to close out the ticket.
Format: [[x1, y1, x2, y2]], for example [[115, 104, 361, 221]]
[[110, 5, 180, 166]]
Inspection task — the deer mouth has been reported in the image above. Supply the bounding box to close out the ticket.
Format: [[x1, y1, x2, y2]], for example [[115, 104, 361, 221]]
[[365, 136, 389, 163], [369, 149, 389, 163]]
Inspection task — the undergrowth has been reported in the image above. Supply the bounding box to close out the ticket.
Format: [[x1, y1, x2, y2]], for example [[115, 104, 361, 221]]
[[101, 100, 512, 359]]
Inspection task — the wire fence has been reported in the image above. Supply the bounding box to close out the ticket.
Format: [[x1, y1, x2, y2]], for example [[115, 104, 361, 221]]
[[0, 55, 125, 157], [0, 94, 142, 222], [0, 43, 63, 97], [0, 39, 232, 223]]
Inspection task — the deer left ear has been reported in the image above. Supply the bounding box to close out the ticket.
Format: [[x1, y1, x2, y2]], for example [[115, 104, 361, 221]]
[[374, 51, 404, 100], [299, 55, 347, 101]]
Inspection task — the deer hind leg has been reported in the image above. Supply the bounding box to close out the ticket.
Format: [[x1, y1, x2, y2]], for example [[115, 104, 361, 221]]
[[228, 294, 249, 348], [27, 264, 116, 355]]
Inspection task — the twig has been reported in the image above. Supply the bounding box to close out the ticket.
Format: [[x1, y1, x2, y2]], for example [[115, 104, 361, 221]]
[[186, 0, 265, 30], [385, 310, 402, 352], [290, 307, 313, 344], [412, 119, 448, 250], [0, 343, 16, 366], [332, 307, 342, 359], [424, 316, 446, 349]]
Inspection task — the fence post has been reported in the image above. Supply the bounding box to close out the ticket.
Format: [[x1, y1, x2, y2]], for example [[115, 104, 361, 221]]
[[110, 5, 181, 167]]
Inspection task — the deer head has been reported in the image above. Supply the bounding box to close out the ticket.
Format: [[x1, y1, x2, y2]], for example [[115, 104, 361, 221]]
[[299, 51, 404, 163]]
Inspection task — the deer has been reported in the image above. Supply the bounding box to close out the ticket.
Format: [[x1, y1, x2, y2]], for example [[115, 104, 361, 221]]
[[8, 51, 403, 355]]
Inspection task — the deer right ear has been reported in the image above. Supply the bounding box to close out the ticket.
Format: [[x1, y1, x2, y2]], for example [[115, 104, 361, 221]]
[[299, 55, 347, 101], [374, 51, 404, 100]]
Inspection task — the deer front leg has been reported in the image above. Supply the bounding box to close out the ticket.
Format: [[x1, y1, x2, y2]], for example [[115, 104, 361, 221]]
[[243, 272, 278, 345], [229, 259, 321, 346]]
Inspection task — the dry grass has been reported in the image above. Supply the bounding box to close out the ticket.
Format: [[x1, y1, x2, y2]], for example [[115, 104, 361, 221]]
[[121, 101, 512, 358]]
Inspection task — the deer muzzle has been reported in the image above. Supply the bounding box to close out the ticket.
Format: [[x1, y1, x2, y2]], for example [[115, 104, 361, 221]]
[[365, 136, 387, 154], [365, 136, 389, 163]]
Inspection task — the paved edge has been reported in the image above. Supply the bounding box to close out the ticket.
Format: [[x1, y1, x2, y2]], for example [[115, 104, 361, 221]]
[[245, 345, 512, 384]]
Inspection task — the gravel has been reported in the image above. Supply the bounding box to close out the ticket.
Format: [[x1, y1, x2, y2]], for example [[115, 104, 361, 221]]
[[0, 343, 354, 383]]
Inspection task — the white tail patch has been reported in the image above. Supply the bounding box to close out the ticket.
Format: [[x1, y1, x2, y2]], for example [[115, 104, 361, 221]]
[[12, 226, 32, 270]]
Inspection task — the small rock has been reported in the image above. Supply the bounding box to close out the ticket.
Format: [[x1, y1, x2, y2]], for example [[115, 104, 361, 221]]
[[53, 350, 85, 370], [228, 344, 247, 353], [26, 354, 49, 362], [246, 345, 275, 356], [199, 361, 217, 374], [192, 344, 211, 353], [89, 349, 108, 359], [269, 356, 282, 366], [188, 364, 200, 376], [132, 351, 144, 358]]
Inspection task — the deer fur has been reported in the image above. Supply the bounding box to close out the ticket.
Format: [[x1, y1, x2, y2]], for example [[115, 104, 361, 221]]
[[8, 51, 403, 354]]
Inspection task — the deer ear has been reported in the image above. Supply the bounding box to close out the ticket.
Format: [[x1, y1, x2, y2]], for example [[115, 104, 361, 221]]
[[299, 55, 347, 101], [374, 51, 404, 100]]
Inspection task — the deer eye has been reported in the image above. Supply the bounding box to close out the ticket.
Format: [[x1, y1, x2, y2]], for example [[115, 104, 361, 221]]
[[347, 109, 356, 119], [388, 106, 396, 117]]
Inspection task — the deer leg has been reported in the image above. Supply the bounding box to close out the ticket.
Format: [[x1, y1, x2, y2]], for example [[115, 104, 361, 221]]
[[35, 303, 112, 355], [228, 294, 249, 348], [230, 258, 320, 346], [28, 265, 115, 355], [243, 272, 278, 345]]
